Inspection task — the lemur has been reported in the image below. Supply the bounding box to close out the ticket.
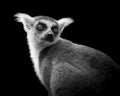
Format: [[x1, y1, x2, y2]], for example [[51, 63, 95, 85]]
[[15, 13, 120, 96]]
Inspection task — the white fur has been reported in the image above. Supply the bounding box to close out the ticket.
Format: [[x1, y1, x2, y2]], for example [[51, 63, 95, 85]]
[[15, 13, 44, 84], [27, 31, 45, 84]]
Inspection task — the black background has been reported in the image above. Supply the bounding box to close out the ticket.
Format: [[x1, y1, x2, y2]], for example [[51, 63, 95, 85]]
[[3, 1, 119, 96]]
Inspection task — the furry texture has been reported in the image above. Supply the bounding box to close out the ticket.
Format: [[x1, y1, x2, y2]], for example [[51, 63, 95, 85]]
[[15, 13, 44, 84], [15, 13, 120, 96], [14, 13, 73, 85]]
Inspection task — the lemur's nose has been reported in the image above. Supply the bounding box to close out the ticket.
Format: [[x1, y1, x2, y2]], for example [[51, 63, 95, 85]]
[[44, 33, 54, 42]]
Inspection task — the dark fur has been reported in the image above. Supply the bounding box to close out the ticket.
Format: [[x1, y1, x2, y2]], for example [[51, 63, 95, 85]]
[[39, 39, 120, 96]]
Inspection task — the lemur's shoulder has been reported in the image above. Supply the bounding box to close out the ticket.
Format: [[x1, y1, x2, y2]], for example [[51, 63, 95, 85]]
[[39, 38, 85, 64], [39, 38, 102, 65], [39, 38, 72, 61]]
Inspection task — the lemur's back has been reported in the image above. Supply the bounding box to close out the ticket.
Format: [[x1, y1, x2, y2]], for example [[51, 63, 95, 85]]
[[40, 38, 120, 96], [15, 13, 120, 96]]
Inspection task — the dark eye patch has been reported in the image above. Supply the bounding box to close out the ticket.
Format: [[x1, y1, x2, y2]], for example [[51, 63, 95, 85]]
[[51, 25, 59, 36], [35, 22, 47, 32]]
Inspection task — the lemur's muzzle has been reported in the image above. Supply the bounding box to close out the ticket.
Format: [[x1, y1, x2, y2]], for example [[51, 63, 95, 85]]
[[43, 33, 54, 42]]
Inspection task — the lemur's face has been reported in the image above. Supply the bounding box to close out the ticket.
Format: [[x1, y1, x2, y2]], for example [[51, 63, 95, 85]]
[[15, 13, 74, 44], [34, 17, 59, 43]]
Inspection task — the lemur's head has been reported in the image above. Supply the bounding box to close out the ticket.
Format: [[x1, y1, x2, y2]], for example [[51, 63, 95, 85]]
[[15, 13, 73, 47]]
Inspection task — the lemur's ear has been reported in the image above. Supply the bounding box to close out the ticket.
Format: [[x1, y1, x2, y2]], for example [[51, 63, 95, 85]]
[[14, 13, 34, 32], [57, 18, 74, 32]]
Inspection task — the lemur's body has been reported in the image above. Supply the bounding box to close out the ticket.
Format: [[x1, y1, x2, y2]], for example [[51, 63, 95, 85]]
[[15, 13, 120, 96]]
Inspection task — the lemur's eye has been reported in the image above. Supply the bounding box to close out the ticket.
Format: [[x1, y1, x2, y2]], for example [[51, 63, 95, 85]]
[[51, 25, 59, 35], [35, 22, 47, 32]]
